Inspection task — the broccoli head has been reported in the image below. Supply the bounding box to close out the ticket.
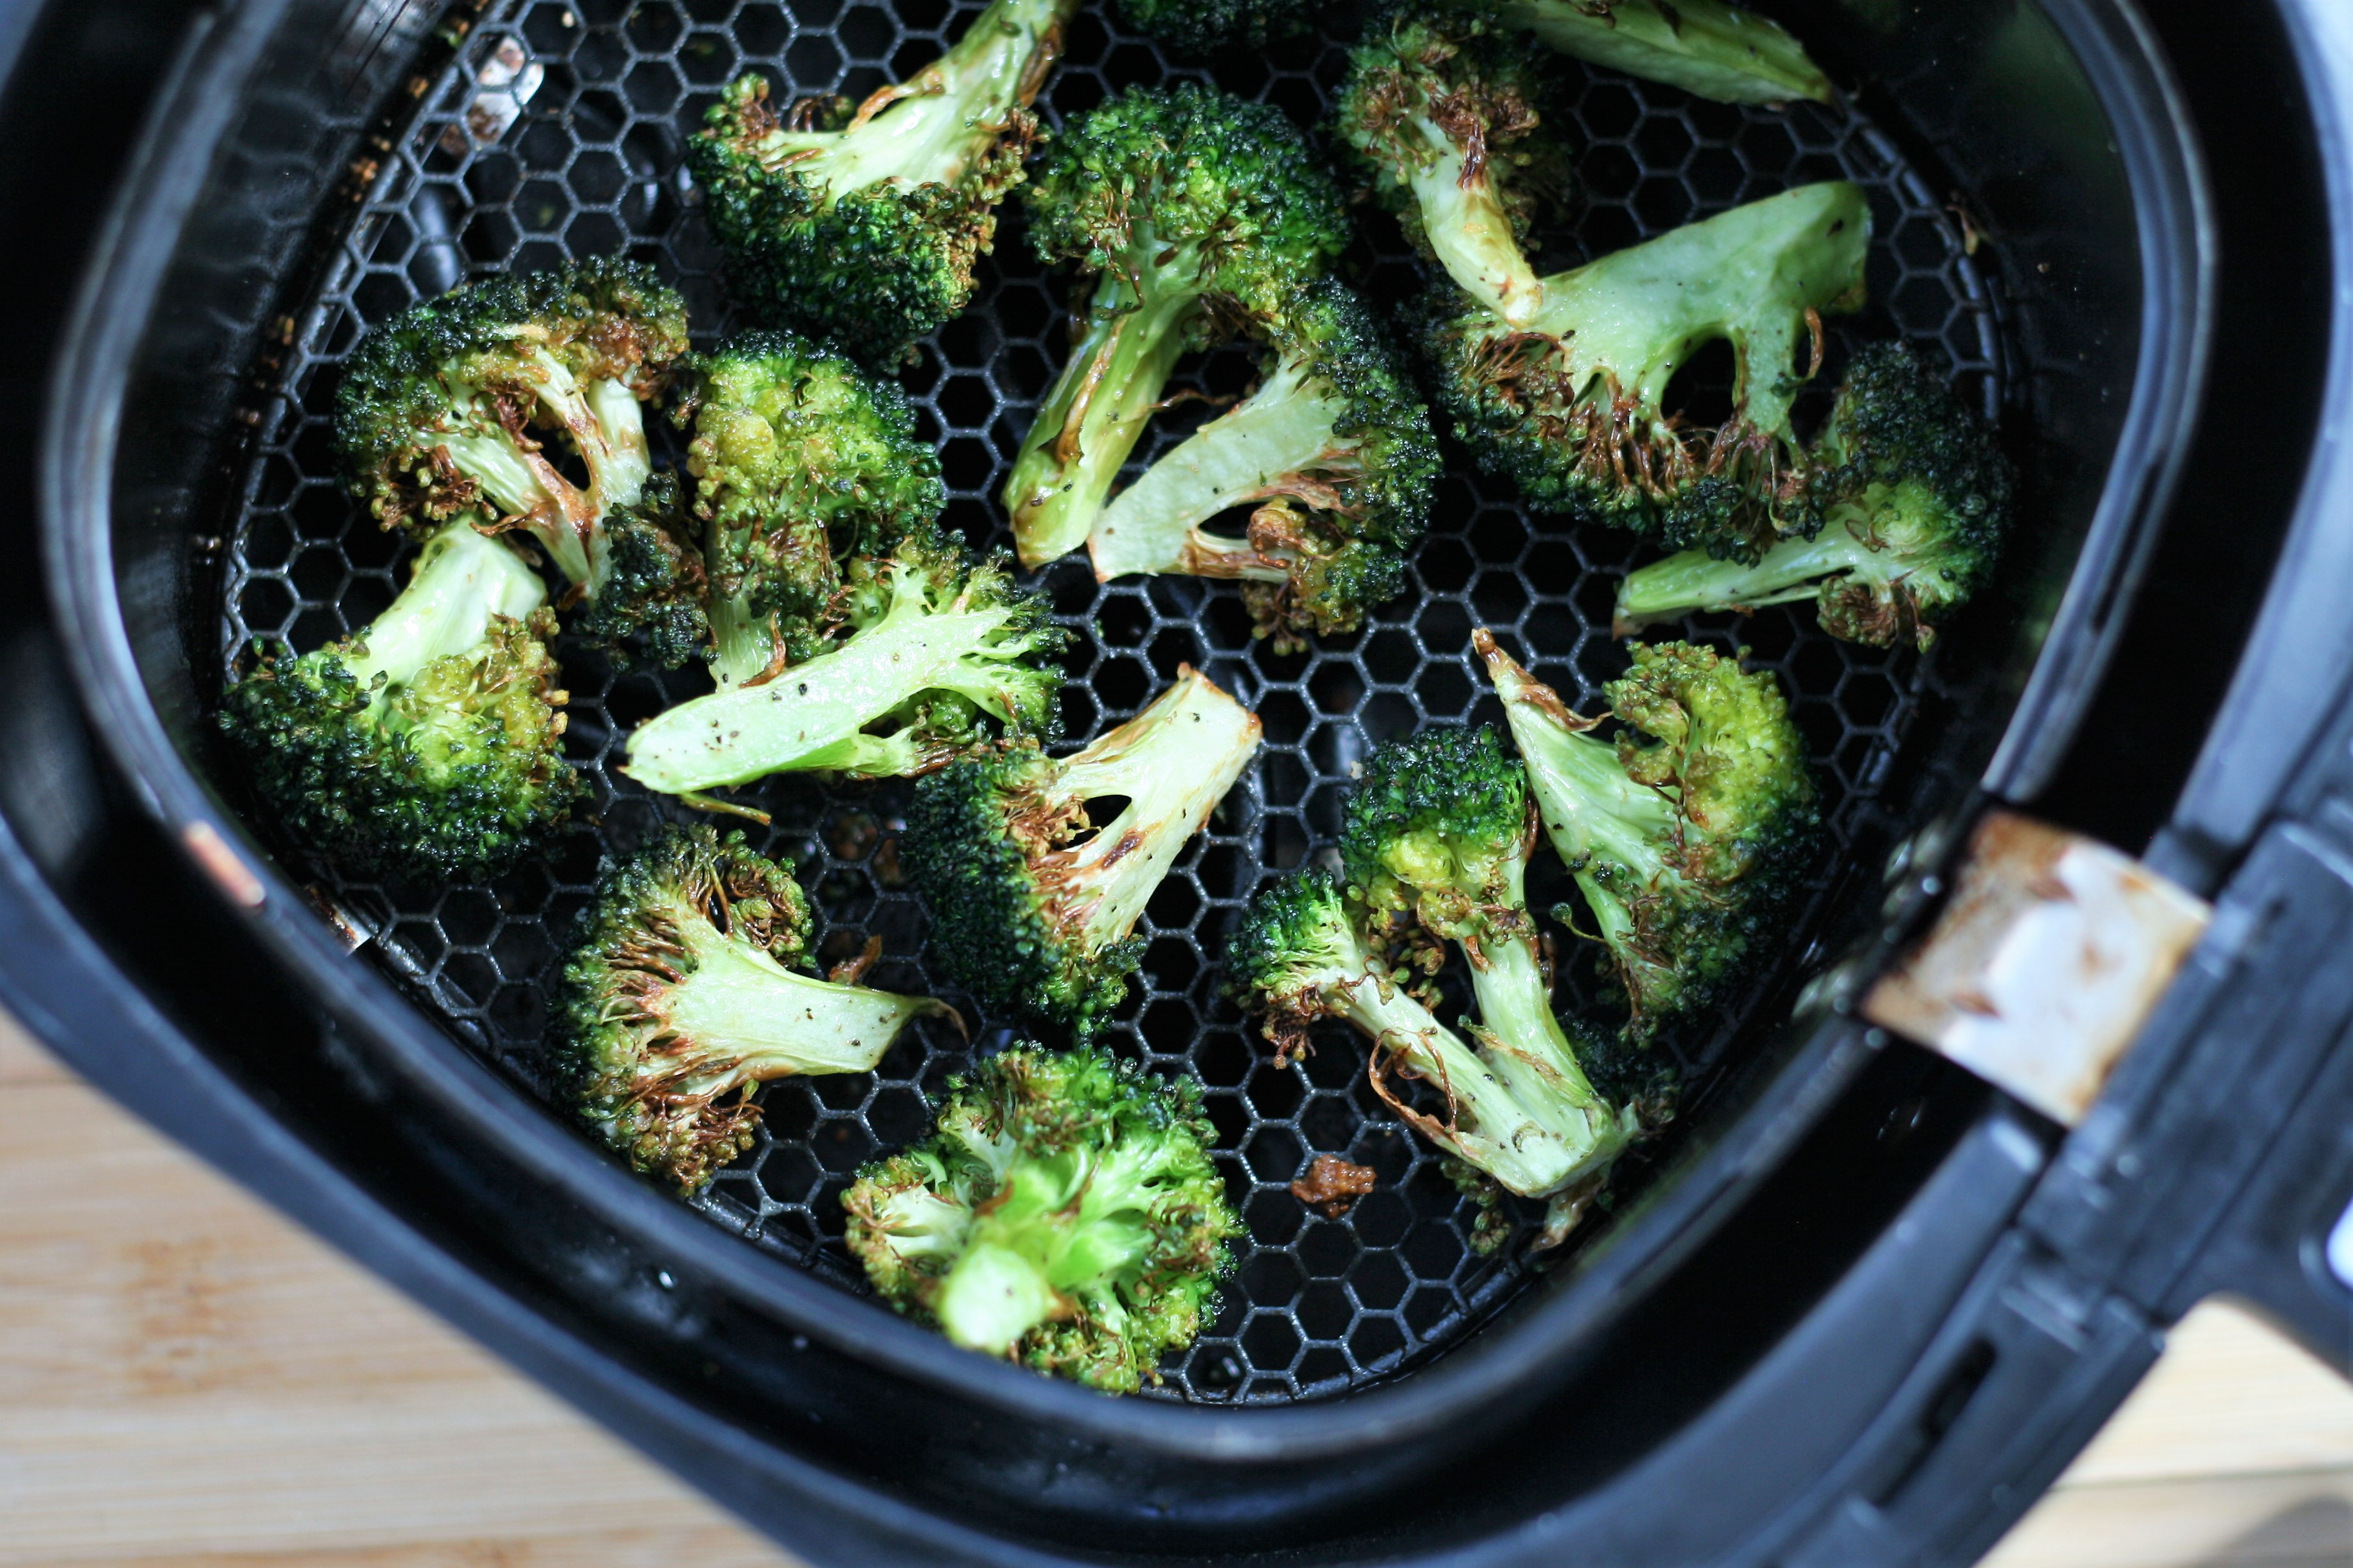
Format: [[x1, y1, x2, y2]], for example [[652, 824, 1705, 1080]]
[[843, 1042, 1237, 1392], [1420, 182, 1870, 554], [1003, 85, 1352, 567], [566, 470, 711, 672], [677, 330, 948, 686], [687, 0, 1077, 364], [1476, 631, 1817, 1031], [1615, 343, 2018, 649], [908, 667, 1262, 1037], [1481, 0, 1833, 107], [1114, 0, 1326, 58], [220, 517, 583, 881], [335, 258, 690, 607], [1088, 276, 1439, 651], [555, 825, 950, 1193], [622, 538, 1063, 797]]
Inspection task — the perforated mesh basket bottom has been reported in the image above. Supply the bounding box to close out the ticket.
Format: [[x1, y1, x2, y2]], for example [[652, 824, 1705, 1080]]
[[218, 0, 2007, 1404]]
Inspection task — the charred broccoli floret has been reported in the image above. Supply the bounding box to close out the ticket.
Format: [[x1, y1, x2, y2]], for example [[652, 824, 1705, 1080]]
[[844, 1042, 1237, 1392], [1420, 182, 1870, 554], [554, 825, 950, 1193], [676, 331, 948, 687], [566, 471, 710, 671], [1615, 344, 2017, 649], [1114, 0, 1326, 58], [687, 0, 1077, 364], [1479, 0, 1832, 107], [1087, 276, 1439, 650], [909, 668, 1262, 1037], [1003, 86, 1352, 567], [622, 539, 1063, 799], [1476, 632, 1817, 1031], [220, 518, 582, 881], [334, 259, 691, 624]]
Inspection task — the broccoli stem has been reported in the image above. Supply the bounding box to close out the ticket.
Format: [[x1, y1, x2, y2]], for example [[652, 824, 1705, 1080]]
[[1088, 355, 1344, 582], [1489, 0, 1832, 106], [1462, 932, 1611, 1117], [659, 912, 941, 1082], [347, 519, 547, 706], [1006, 256, 1205, 567], [1612, 496, 1935, 634], [1396, 111, 1546, 327], [707, 570, 782, 691], [443, 352, 654, 592]]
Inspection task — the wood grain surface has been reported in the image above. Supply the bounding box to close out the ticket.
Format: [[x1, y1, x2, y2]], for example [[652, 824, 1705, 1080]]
[[0, 1016, 2345, 1567]]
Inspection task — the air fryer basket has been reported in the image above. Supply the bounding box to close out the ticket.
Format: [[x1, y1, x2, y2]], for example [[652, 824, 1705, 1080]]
[[41, 0, 2210, 1555]]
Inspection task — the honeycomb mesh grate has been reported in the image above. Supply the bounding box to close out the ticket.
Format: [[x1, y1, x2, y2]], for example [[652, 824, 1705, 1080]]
[[217, 0, 2007, 1404]]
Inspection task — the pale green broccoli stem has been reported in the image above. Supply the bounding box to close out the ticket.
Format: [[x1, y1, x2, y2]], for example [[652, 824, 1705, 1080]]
[[1088, 354, 1350, 582], [705, 564, 780, 692], [345, 519, 545, 708], [1006, 245, 1205, 566], [930, 1138, 1165, 1355], [1397, 109, 1547, 326], [749, 0, 1075, 198], [1490, 0, 1832, 106]]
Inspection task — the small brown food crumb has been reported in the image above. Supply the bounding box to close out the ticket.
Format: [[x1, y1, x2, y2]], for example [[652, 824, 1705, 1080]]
[[1291, 1155, 1376, 1219]]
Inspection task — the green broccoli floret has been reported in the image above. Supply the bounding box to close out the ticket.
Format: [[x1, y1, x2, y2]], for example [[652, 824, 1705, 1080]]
[[1003, 85, 1352, 568], [1479, 0, 1832, 106], [1087, 276, 1439, 651], [622, 539, 1063, 799], [1227, 871, 1634, 1215], [1420, 182, 1870, 554], [1333, 10, 1566, 326], [908, 667, 1262, 1037], [676, 331, 948, 687], [1614, 343, 2018, 649], [843, 1042, 1237, 1392], [334, 258, 691, 618], [686, 0, 1077, 364], [1476, 632, 1817, 1032], [554, 825, 950, 1193], [1113, 0, 1326, 58], [220, 517, 582, 881], [566, 471, 710, 671]]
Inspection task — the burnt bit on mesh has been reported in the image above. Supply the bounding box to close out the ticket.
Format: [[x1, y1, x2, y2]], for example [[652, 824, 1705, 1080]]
[[1291, 1154, 1377, 1218]]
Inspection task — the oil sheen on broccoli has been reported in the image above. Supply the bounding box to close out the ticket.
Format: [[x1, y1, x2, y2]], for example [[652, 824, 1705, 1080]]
[[554, 825, 950, 1193], [844, 1042, 1237, 1392], [676, 330, 949, 686], [1087, 276, 1439, 650], [622, 538, 1063, 797], [1003, 85, 1352, 568], [1481, 0, 1833, 107], [220, 517, 582, 882], [908, 667, 1262, 1037], [687, 0, 1077, 363], [1476, 632, 1817, 1031], [1420, 182, 1870, 554], [1615, 344, 2018, 649]]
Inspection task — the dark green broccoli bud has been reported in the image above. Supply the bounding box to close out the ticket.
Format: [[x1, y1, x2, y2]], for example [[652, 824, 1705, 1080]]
[[1333, 10, 1566, 324], [676, 331, 948, 687], [1113, 0, 1325, 58], [1227, 872, 1633, 1207], [1087, 276, 1439, 651], [220, 517, 583, 881], [1004, 85, 1352, 568], [1476, 631, 1818, 1032], [843, 1042, 1237, 1392], [686, 0, 1076, 365], [622, 540, 1063, 797], [1615, 343, 2017, 649], [1420, 182, 1870, 554], [566, 470, 710, 671], [1337, 723, 1532, 968], [555, 825, 952, 1193], [909, 668, 1262, 1037], [334, 258, 690, 597], [1479, 0, 1832, 106]]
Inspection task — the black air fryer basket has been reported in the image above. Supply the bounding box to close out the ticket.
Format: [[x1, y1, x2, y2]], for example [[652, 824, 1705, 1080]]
[[11, 0, 2353, 1561]]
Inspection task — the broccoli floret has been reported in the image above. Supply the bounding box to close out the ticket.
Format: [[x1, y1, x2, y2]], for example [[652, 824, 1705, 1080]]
[[1333, 11, 1566, 326], [1003, 85, 1352, 568], [1420, 182, 1870, 554], [220, 517, 582, 881], [622, 539, 1063, 798], [1087, 276, 1439, 651], [335, 258, 691, 615], [843, 1042, 1237, 1392], [1227, 871, 1633, 1209], [566, 470, 711, 672], [1476, 632, 1817, 1032], [1615, 344, 2018, 649], [676, 331, 948, 687], [554, 825, 950, 1193], [687, 0, 1076, 364], [1481, 0, 1832, 106], [1114, 0, 1325, 58], [909, 667, 1262, 1037]]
